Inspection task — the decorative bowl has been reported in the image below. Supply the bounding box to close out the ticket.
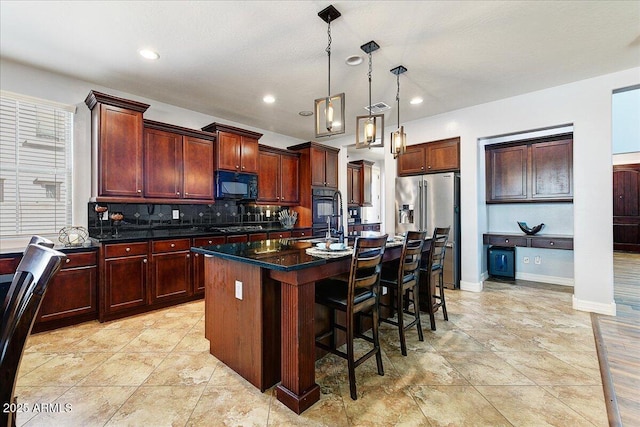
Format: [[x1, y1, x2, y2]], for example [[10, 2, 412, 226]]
[[517, 222, 544, 235]]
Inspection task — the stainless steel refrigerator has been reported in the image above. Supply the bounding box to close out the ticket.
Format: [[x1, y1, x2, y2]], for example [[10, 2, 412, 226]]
[[395, 172, 460, 289]]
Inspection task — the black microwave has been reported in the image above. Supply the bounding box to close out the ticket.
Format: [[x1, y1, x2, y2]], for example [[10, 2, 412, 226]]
[[214, 171, 258, 200]]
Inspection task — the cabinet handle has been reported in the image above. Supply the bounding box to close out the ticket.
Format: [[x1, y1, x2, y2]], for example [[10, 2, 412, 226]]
[[176, 191, 180, 195], [170, 243, 175, 248], [236, 165, 239, 169], [301, 232, 305, 236], [126, 247, 131, 252], [550, 241, 554, 246], [143, 258, 147, 264], [505, 239, 509, 243], [65, 259, 71, 263], [195, 253, 199, 257], [185, 192, 189, 196], [421, 166, 424, 170], [137, 189, 142, 193], [428, 165, 432, 169], [186, 254, 190, 258], [242, 166, 245, 170], [208, 240, 213, 244]]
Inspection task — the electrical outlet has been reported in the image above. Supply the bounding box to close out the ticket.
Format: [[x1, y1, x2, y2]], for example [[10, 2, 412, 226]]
[[534, 256, 541, 265], [172, 209, 180, 220], [523, 256, 530, 264], [235, 280, 243, 300], [382, 286, 388, 295]]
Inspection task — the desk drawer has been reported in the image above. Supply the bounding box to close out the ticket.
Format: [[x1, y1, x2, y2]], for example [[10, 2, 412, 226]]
[[62, 251, 97, 269], [486, 236, 527, 247], [530, 238, 573, 250], [104, 242, 148, 258]]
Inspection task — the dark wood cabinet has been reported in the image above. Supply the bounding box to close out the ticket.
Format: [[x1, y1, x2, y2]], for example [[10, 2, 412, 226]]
[[192, 236, 226, 295], [485, 135, 573, 204], [257, 146, 300, 205], [201, 123, 262, 174], [613, 163, 640, 252], [102, 242, 149, 319], [291, 228, 312, 238], [397, 137, 460, 176], [143, 120, 215, 201], [35, 251, 98, 331], [85, 91, 149, 200], [348, 160, 374, 207], [347, 163, 362, 206], [309, 145, 339, 188], [483, 233, 573, 250], [150, 239, 192, 303], [268, 231, 292, 239]]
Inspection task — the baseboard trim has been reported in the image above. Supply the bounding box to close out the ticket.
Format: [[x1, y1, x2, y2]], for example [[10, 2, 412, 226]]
[[573, 295, 616, 315], [460, 280, 483, 292], [516, 272, 574, 286]]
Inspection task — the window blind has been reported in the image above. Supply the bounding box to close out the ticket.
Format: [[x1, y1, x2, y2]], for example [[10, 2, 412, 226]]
[[0, 91, 74, 238]]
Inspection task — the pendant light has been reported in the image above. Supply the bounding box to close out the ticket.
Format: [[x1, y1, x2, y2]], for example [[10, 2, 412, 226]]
[[390, 65, 407, 158], [314, 5, 345, 138], [356, 40, 384, 149]]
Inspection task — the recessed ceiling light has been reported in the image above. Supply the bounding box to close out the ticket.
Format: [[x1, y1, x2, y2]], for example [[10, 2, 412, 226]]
[[139, 49, 159, 60], [263, 95, 275, 104], [410, 97, 423, 105], [299, 110, 313, 117], [346, 55, 363, 66]]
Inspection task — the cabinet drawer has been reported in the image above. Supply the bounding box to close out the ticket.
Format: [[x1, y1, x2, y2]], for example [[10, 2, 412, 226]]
[[152, 239, 191, 253], [292, 229, 311, 238], [193, 236, 226, 247], [104, 242, 148, 258], [530, 238, 573, 250], [487, 236, 527, 247], [62, 251, 97, 269], [269, 231, 292, 239]]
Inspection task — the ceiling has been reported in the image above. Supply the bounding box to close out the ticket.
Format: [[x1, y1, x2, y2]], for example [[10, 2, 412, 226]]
[[1, 1, 639, 144]]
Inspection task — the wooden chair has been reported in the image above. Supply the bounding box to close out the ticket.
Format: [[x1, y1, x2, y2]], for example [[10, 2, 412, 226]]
[[423, 227, 450, 330], [315, 234, 388, 400], [1, 242, 66, 427], [379, 230, 428, 356]]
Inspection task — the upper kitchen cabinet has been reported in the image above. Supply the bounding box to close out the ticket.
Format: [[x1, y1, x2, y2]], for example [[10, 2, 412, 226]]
[[143, 120, 215, 201], [257, 146, 300, 205], [347, 160, 374, 207], [485, 134, 573, 204], [85, 91, 149, 200], [202, 123, 262, 174], [288, 142, 339, 188], [397, 137, 460, 176]]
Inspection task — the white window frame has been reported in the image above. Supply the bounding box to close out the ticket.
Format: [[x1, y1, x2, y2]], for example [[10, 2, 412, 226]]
[[0, 90, 75, 239]]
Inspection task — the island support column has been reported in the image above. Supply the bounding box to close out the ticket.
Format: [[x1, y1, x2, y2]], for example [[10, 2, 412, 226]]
[[272, 274, 320, 414]]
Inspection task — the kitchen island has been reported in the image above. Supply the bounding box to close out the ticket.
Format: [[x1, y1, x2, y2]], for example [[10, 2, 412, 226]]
[[192, 236, 408, 414]]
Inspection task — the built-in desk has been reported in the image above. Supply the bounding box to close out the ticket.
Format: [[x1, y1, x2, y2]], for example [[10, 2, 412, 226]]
[[483, 233, 573, 250]]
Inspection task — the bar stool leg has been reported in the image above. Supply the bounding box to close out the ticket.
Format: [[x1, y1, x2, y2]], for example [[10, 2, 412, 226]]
[[439, 271, 448, 321]]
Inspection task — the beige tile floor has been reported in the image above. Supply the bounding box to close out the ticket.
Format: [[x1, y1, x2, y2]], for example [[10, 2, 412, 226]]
[[15, 280, 608, 426]]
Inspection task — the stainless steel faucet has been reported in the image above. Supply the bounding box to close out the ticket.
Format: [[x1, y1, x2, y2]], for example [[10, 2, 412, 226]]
[[331, 190, 344, 242]]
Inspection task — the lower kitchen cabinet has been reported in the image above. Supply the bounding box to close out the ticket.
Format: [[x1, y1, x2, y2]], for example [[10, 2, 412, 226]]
[[291, 228, 312, 238], [192, 236, 226, 295], [34, 251, 98, 331], [268, 230, 292, 239], [102, 242, 149, 319], [150, 238, 192, 303]]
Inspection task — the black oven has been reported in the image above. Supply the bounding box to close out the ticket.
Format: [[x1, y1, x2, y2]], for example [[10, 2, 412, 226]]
[[312, 187, 337, 235]]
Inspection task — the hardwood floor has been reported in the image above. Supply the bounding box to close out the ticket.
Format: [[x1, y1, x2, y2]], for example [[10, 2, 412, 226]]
[[592, 251, 640, 426]]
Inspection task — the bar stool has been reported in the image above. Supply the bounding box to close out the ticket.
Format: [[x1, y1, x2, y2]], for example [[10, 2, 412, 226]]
[[379, 230, 428, 356], [423, 227, 450, 330], [315, 234, 388, 400], [1, 241, 67, 427]]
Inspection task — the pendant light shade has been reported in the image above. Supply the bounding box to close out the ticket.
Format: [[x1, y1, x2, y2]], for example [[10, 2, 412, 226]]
[[390, 65, 407, 158], [314, 5, 345, 138], [356, 40, 383, 149]]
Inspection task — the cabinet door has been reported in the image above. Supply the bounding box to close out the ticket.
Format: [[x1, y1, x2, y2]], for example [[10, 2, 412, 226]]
[[310, 146, 327, 186], [104, 255, 148, 313], [486, 145, 528, 202], [217, 131, 241, 171], [183, 136, 214, 200], [144, 128, 182, 198], [36, 265, 97, 323], [227, 234, 248, 243], [426, 138, 460, 172], [362, 162, 373, 206], [325, 149, 339, 188], [240, 136, 259, 173], [398, 145, 427, 176], [531, 139, 572, 201], [151, 251, 191, 303], [99, 104, 144, 197], [193, 236, 226, 295], [258, 150, 280, 203], [280, 154, 299, 204]]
